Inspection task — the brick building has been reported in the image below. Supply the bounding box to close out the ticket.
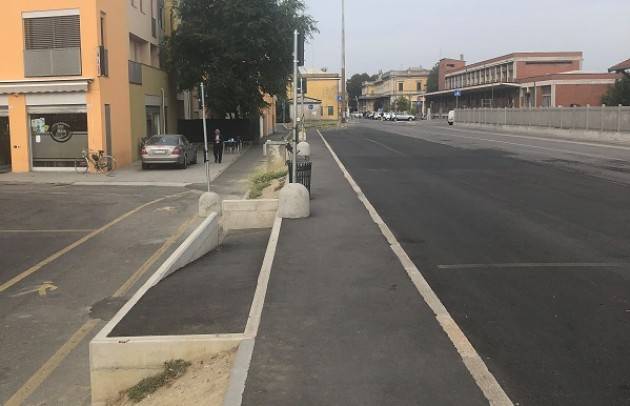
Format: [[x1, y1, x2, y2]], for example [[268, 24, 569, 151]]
[[425, 52, 619, 116]]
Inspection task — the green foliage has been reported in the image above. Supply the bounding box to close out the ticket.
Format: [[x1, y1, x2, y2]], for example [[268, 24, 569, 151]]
[[394, 96, 411, 112], [126, 360, 191, 403], [426, 62, 439, 93], [602, 76, 630, 106], [346, 73, 371, 111], [164, 0, 317, 118], [249, 168, 288, 199]]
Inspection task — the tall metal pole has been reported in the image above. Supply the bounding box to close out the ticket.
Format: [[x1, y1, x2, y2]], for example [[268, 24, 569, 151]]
[[300, 76, 305, 135], [292, 29, 298, 182], [200, 82, 211, 192], [340, 0, 346, 123]]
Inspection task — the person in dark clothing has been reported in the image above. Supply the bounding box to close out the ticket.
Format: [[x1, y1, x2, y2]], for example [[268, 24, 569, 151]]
[[213, 128, 224, 163]]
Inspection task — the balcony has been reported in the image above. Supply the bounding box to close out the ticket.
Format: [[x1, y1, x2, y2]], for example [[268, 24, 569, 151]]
[[24, 47, 82, 77], [128, 60, 143, 85]]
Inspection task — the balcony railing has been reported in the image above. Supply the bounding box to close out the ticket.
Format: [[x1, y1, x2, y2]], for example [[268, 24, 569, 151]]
[[128, 60, 143, 84]]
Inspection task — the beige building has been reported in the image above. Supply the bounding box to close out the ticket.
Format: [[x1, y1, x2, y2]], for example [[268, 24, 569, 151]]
[[289, 69, 341, 121], [359, 67, 430, 114]]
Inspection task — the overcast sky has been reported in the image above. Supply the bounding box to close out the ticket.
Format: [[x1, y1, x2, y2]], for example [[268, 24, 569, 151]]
[[304, 0, 630, 76]]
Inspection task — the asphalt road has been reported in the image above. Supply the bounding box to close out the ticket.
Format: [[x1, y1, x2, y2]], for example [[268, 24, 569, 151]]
[[0, 184, 199, 405], [323, 121, 630, 405]]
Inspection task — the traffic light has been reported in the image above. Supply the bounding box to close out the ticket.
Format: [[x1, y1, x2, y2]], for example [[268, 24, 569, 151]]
[[297, 33, 305, 66]]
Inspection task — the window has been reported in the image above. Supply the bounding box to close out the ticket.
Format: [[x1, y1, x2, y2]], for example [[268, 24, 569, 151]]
[[98, 13, 108, 76], [327, 106, 334, 116], [140, 0, 145, 13], [416, 81, 422, 91], [398, 82, 404, 92], [23, 14, 82, 77]]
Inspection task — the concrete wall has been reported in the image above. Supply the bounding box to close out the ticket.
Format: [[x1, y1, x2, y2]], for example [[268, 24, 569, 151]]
[[223, 199, 279, 231], [455, 106, 630, 133]]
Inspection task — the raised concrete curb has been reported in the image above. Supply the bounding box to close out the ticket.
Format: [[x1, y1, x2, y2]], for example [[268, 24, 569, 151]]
[[223, 199, 279, 231], [90, 212, 221, 405]]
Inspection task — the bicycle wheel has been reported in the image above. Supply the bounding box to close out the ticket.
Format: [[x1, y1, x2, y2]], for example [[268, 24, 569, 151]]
[[97, 156, 116, 173], [74, 157, 89, 174]]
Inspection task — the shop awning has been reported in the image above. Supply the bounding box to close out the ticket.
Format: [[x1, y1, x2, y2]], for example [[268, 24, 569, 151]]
[[0, 79, 91, 95]]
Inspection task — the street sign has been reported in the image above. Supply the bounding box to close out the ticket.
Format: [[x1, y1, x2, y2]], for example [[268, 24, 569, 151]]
[[308, 104, 314, 110], [337, 95, 343, 101], [454, 90, 462, 97]]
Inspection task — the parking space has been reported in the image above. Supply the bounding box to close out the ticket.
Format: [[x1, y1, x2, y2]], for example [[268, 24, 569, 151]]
[[0, 183, 200, 405]]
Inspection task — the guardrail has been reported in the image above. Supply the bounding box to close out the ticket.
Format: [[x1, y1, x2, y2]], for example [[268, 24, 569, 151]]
[[455, 106, 630, 133]]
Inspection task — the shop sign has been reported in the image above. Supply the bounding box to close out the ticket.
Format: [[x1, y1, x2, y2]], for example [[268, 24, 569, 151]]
[[50, 122, 73, 143]]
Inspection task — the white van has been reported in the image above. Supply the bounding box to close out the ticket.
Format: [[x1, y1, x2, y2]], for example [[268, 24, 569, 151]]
[[447, 110, 455, 125]]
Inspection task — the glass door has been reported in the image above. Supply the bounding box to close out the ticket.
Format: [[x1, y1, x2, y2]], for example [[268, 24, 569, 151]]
[[0, 116, 10, 172]]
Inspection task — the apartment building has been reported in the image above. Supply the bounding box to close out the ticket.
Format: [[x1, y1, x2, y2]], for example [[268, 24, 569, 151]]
[[425, 52, 619, 114], [359, 68, 430, 114], [0, 0, 176, 173]]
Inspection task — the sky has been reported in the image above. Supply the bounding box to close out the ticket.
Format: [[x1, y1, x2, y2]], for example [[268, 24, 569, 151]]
[[303, 0, 630, 76]]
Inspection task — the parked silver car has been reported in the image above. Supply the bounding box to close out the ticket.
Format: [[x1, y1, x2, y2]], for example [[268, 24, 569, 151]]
[[393, 112, 416, 121], [141, 134, 197, 169]]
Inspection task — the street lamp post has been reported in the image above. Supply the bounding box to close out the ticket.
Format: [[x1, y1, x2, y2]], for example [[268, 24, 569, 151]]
[[292, 29, 298, 182], [340, 0, 346, 123], [200, 82, 211, 193]]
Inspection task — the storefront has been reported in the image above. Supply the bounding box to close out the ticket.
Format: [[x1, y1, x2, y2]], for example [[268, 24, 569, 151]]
[[29, 107, 88, 169]]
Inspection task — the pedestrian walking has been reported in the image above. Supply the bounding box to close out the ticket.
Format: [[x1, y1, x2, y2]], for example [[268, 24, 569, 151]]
[[213, 128, 224, 163]]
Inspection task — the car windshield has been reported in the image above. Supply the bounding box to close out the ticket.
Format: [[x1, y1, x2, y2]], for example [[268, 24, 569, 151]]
[[146, 135, 180, 146]]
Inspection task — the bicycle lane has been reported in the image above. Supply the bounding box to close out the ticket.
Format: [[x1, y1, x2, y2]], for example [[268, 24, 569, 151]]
[[0, 185, 200, 405]]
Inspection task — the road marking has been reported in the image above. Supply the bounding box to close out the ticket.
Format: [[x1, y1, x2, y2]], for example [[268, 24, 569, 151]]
[[4, 204, 197, 403], [11, 281, 58, 297], [112, 215, 198, 298], [438, 262, 629, 270], [0, 191, 192, 293], [0, 229, 93, 234], [319, 129, 513, 406], [365, 138, 406, 156], [4, 319, 100, 406]]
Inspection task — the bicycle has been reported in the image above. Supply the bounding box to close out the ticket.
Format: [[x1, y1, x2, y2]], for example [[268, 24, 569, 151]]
[[74, 149, 116, 174]]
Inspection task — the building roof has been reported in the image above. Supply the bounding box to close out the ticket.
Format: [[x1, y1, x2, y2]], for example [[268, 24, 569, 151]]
[[363, 67, 430, 85], [518, 71, 619, 84], [444, 52, 583, 77], [299, 68, 340, 79], [609, 58, 630, 73]]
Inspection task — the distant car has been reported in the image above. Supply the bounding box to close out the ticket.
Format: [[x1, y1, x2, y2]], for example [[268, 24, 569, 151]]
[[373, 112, 383, 120], [383, 112, 395, 121], [141, 134, 197, 169], [393, 112, 416, 121], [351, 112, 363, 119]]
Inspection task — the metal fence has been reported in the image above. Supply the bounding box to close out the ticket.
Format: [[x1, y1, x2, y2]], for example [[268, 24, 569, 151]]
[[455, 106, 630, 133]]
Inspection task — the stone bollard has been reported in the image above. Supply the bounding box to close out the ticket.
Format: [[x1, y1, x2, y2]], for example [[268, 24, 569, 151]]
[[278, 183, 310, 219], [199, 192, 221, 218], [297, 141, 310, 160]]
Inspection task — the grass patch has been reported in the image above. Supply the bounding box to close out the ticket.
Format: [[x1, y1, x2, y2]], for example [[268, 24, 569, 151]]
[[248, 168, 288, 199], [125, 359, 191, 403]]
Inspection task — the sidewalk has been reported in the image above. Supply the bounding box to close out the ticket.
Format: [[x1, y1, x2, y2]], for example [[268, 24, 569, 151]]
[[0, 148, 243, 187], [241, 132, 488, 405]]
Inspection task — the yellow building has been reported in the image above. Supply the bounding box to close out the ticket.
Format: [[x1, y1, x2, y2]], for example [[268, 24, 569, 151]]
[[0, 0, 177, 173], [288, 69, 341, 122], [359, 68, 430, 115]]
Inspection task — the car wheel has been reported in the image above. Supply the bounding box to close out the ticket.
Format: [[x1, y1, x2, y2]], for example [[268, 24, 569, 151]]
[[180, 155, 188, 169], [408, 118, 413, 121]]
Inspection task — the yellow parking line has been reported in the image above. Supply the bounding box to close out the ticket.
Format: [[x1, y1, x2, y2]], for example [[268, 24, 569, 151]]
[[112, 215, 197, 298], [0, 229, 94, 233], [4, 319, 100, 406], [4, 200, 197, 404], [0, 191, 191, 293]]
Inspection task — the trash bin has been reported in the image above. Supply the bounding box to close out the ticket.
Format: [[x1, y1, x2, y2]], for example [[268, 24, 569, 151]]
[[287, 160, 312, 193]]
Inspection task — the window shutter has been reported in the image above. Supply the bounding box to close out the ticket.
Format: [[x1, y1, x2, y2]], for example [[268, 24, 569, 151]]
[[24, 15, 80, 49]]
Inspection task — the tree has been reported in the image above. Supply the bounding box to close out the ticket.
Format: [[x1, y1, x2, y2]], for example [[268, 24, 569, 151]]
[[163, 0, 317, 118], [426, 62, 439, 93], [602, 76, 630, 106], [346, 73, 371, 111], [394, 96, 411, 112]]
